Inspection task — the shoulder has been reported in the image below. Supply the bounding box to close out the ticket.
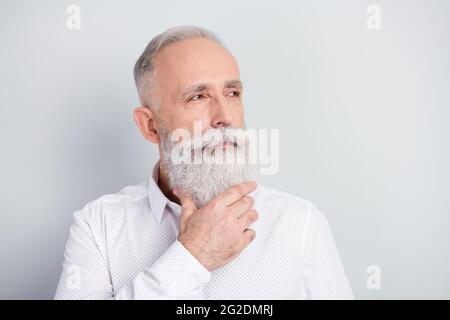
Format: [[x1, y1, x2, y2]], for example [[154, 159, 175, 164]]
[[252, 184, 313, 213], [73, 181, 149, 225], [252, 184, 329, 227]]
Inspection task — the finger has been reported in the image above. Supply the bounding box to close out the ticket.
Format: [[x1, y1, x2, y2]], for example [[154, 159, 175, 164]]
[[238, 228, 256, 249], [213, 181, 257, 208], [237, 209, 259, 230], [227, 196, 254, 218], [173, 187, 197, 223]]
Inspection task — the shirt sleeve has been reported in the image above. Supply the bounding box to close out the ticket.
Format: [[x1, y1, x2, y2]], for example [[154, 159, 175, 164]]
[[54, 208, 211, 300], [299, 203, 355, 300]]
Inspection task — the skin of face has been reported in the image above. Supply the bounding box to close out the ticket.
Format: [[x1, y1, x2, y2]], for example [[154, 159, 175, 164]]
[[134, 37, 245, 144], [133, 37, 245, 202]]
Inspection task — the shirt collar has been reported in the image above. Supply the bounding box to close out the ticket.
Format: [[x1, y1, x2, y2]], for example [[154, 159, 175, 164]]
[[148, 160, 171, 224]]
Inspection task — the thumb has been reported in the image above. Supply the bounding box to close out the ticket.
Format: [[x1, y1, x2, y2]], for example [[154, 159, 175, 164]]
[[173, 187, 197, 220]]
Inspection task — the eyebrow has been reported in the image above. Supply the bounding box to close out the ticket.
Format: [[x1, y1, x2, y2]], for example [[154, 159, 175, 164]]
[[224, 79, 243, 89], [179, 79, 243, 99]]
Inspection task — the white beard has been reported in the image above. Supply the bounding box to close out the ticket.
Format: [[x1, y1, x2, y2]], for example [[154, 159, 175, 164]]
[[158, 121, 251, 207]]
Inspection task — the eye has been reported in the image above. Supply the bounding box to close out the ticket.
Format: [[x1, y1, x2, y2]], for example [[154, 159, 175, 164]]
[[227, 90, 241, 97], [188, 94, 206, 102]]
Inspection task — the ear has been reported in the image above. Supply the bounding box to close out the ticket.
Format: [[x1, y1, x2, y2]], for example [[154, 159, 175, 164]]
[[133, 106, 160, 144]]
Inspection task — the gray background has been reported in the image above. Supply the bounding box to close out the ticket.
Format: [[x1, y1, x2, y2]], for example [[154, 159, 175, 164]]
[[1, 0, 449, 299]]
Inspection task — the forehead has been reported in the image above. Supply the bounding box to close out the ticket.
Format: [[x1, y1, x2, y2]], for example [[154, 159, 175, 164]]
[[154, 38, 241, 94]]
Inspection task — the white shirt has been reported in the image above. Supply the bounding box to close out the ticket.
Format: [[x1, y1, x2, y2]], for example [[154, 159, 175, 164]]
[[54, 161, 354, 300]]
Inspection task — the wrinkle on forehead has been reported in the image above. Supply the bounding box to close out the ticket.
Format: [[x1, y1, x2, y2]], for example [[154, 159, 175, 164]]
[[153, 38, 241, 101]]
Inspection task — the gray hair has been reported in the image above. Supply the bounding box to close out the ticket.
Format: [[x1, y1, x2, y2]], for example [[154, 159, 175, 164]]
[[133, 25, 224, 109]]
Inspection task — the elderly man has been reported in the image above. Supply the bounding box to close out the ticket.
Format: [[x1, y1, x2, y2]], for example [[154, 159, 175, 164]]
[[54, 26, 354, 300]]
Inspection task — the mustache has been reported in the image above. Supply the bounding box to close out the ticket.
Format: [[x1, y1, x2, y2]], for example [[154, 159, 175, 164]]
[[174, 127, 248, 151]]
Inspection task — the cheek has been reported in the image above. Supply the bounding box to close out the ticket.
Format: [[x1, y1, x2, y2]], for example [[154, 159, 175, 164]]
[[232, 104, 245, 127], [170, 103, 245, 131], [172, 117, 211, 137], [163, 108, 196, 131]]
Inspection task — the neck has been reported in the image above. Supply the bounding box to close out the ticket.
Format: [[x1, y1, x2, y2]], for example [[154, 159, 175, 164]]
[[157, 159, 180, 205]]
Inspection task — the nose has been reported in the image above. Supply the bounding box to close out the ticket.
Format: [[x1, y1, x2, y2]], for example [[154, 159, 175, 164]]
[[210, 96, 233, 128]]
